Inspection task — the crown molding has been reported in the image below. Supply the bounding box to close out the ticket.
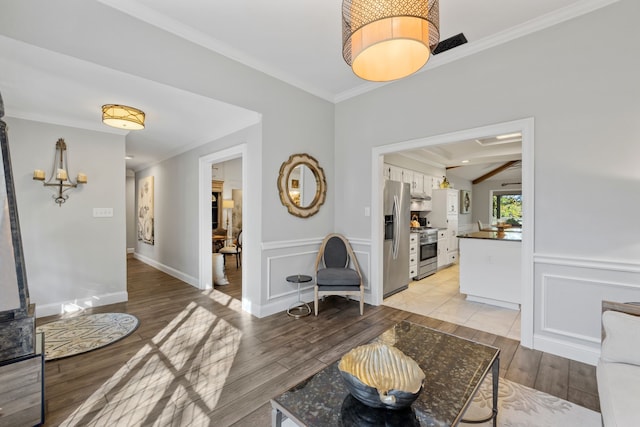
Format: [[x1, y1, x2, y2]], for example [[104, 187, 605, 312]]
[[97, 0, 336, 103], [99, 0, 619, 104], [335, 0, 620, 103]]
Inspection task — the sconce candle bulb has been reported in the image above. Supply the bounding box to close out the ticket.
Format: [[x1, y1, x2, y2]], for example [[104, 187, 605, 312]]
[[33, 169, 45, 181], [33, 138, 87, 206]]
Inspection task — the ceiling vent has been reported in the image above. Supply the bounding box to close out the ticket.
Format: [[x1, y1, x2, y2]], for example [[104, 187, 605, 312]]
[[433, 33, 467, 55]]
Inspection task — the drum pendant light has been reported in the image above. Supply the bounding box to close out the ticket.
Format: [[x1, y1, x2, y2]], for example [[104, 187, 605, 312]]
[[342, 0, 440, 82]]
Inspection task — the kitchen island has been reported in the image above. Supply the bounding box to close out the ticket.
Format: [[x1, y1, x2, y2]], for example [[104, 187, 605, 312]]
[[458, 231, 522, 310]]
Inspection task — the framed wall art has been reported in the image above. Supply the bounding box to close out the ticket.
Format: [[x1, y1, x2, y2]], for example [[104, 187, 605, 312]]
[[137, 176, 154, 244], [460, 190, 471, 214]]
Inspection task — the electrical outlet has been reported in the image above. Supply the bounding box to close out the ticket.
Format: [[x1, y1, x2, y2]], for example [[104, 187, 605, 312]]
[[93, 208, 113, 218]]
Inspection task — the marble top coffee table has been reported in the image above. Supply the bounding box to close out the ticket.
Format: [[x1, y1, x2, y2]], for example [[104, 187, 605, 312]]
[[271, 321, 500, 426]]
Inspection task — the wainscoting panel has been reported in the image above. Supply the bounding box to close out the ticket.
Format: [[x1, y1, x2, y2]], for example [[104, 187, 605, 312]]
[[533, 254, 640, 365], [260, 237, 372, 318], [266, 250, 318, 301]]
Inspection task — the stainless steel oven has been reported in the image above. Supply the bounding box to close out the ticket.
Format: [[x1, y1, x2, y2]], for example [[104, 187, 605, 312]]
[[417, 228, 438, 279]]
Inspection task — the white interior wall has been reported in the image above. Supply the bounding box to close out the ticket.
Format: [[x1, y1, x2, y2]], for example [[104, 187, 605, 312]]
[[6, 118, 127, 317], [335, 0, 640, 364], [125, 171, 136, 251], [134, 125, 257, 288], [0, 0, 336, 318]]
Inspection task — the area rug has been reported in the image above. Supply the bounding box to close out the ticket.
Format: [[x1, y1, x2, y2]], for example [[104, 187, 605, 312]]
[[36, 313, 139, 361], [280, 376, 600, 427], [463, 375, 600, 426]]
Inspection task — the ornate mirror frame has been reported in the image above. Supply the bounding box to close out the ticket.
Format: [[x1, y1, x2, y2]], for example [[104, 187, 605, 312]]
[[277, 153, 327, 218]]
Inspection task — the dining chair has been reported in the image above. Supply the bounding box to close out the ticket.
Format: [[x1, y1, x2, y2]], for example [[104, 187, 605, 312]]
[[477, 220, 493, 231], [314, 233, 363, 316], [219, 229, 242, 268]]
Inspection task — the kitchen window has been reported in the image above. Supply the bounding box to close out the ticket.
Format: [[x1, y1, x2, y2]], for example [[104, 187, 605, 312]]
[[492, 191, 522, 226]]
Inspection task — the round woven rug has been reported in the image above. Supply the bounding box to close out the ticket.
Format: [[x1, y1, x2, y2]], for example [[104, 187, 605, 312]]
[[36, 313, 139, 361]]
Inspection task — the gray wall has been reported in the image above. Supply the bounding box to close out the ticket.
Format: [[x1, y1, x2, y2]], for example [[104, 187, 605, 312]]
[[4, 0, 640, 363], [134, 125, 258, 286], [6, 118, 126, 317], [1, 0, 335, 317], [335, 0, 640, 363], [126, 172, 136, 251]]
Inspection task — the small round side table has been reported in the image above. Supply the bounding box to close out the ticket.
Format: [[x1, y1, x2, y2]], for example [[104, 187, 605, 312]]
[[286, 274, 313, 318]]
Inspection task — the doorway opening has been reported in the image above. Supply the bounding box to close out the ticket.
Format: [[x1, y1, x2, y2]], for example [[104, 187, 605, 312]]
[[371, 118, 534, 346], [198, 144, 247, 307]]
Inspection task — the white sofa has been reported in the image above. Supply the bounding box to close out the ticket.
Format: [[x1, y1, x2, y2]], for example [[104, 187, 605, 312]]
[[597, 301, 640, 427]]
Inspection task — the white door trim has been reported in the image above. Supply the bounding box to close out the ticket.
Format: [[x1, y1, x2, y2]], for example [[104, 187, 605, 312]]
[[371, 118, 535, 347], [198, 144, 247, 295]]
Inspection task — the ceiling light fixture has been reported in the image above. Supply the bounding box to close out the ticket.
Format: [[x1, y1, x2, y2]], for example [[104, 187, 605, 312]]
[[461, 160, 469, 164], [342, 0, 440, 82], [102, 104, 145, 130]]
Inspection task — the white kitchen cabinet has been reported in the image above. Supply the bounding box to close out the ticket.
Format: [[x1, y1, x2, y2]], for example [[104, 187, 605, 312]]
[[383, 164, 404, 182], [411, 172, 424, 195], [409, 233, 418, 279], [431, 189, 459, 268], [448, 218, 459, 252], [402, 169, 413, 186], [447, 218, 459, 264], [423, 176, 433, 197], [437, 229, 448, 268], [383, 164, 390, 180], [430, 189, 459, 227]]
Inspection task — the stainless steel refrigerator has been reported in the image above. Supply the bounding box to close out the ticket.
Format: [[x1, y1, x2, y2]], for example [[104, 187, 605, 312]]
[[383, 180, 410, 297]]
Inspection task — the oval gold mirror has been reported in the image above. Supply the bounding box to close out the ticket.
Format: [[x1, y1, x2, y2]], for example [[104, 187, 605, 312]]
[[277, 153, 327, 218]]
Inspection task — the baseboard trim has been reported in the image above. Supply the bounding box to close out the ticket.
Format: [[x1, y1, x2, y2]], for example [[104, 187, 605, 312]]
[[466, 295, 520, 311], [533, 333, 600, 366], [133, 252, 199, 288], [35, 291, 129, 318]]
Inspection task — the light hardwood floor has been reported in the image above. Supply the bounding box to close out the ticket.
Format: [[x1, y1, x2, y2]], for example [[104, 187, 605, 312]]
[[37, 256, 599, 426]]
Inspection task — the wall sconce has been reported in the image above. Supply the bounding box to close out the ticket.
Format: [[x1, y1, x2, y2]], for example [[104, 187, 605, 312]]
[[33, 138, 87, 206]]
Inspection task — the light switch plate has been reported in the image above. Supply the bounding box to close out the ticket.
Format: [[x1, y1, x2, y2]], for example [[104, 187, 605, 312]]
[[93, 208, 113, 218]]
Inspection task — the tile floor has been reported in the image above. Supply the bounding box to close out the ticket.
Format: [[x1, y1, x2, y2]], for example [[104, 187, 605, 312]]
[[383, 263, 521, 340]]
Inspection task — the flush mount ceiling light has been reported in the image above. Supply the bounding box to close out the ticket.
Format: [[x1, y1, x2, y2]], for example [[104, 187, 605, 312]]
[[342, 0, 440, 82], [101, 104, 145, 130]]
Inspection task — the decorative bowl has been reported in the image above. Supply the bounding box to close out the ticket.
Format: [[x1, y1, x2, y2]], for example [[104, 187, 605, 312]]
[[338, 342, 425, 409]]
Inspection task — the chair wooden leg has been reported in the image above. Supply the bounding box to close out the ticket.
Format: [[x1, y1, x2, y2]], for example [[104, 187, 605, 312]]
[[360, 288, 364, 315], [314, 287, 319, 316]]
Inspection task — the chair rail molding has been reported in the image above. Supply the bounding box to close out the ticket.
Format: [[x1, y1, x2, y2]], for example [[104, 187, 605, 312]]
[[534, 252, 640, 273], [260, 236, 372, 318]]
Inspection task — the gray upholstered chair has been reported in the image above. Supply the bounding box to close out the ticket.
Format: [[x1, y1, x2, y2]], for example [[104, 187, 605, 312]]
[[314, 233, 363, 316], [219, 229, 242, 268]]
